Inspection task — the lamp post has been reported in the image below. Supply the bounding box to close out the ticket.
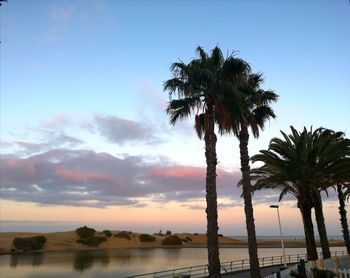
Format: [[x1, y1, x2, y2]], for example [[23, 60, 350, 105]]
[[270, 205, 287, 267]]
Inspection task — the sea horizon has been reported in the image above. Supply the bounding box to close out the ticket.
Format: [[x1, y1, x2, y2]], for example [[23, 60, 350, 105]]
[[0, 221, 343, 240]]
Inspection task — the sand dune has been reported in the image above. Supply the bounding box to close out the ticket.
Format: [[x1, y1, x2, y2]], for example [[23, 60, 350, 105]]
[[0, 230, 345, 255]]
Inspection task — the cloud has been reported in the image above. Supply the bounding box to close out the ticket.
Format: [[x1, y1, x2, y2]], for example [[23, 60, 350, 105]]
[[93, 114, 161, 145], [2, 112, 164, 156], [0, 148, 289, 208], [0, 150, 227, 207], [5, 131, 83, 156]]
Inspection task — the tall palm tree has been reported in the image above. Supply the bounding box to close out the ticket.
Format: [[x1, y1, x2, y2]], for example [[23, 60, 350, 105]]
[[251, 127, 350, 261], [221, 73, 278, 278], [164, 46, 247, 277]]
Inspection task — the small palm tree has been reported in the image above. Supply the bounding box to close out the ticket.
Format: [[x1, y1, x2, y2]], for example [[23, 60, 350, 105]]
[[164, 46, 247, 277], [251, 127, 319, 260], [316, 130, 350, 256], [251, 127, 350, 261], [337, 183, 350, 254], [221, 73, 278, 278]]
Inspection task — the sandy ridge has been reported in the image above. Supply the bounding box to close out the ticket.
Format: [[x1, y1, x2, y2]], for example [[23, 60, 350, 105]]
[[0, 230, 345, 254]]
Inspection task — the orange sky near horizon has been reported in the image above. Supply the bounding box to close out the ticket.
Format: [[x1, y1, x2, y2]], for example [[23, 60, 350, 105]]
[[0, 198, 342, 236]]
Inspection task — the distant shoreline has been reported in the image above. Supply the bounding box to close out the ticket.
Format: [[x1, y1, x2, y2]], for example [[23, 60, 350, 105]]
[[0, 231, 345, 255]]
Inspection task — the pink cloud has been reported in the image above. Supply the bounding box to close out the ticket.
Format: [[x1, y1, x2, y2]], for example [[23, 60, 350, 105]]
[[151, 166, 204, 179], [55, 167, 112, 183]]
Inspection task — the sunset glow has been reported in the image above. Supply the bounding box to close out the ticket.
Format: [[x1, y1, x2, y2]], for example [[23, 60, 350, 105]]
[[1, 0, 349, 238]]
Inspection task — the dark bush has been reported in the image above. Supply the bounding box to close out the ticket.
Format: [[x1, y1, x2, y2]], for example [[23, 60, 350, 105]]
[[312, 268, 337, 278], [162, 235, 182, 246], [139, 234, 156, 242], [185, 237, 192, 241], [115, 231, 131, 240], [155, 230, 163, 236], [76, 236, 106, 247], [218, 234, 223, 237], [165, 230, 172, 235], [194, 233, 199, 235], [102, 230, 112, 238], [182, 238, 188, 243], [13, 236, 47, 251], [86, 236, 106, 247], [76, 226, 96, 239]]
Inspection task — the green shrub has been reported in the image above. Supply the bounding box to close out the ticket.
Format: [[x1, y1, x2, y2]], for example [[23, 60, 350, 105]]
[[76, 226, 96, 239], [139, 234, 156, 242], [76, 236, 106, 247], [13, 236, 47, 251], [182, 238, 188, 243], [165, 230, 172, 235], [115, 231, 131, 240], [102, 230, 112, 238], [162, 235, 182, 246], [185, 237, 192, 241]]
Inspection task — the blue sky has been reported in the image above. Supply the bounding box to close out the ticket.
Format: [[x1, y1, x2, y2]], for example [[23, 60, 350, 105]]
[[0, 0, 349, 235]]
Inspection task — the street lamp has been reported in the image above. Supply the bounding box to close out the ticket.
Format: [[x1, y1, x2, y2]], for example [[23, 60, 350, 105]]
[[270, 205, 287, 267]]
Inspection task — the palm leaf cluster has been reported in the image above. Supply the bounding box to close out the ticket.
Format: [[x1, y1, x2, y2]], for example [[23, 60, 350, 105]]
[[165, 46, 250, 138], [219, 73, 278, 137]]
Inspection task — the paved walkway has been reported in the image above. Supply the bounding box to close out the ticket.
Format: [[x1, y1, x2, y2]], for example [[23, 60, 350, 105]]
[[222, 265, 290, 277]]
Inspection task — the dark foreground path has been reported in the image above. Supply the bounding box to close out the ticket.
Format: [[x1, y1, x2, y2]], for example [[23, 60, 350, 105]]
[[222, 264, 290, 277]]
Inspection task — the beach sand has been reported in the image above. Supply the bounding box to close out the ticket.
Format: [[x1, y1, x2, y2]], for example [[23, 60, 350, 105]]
[[0, 231, 345, 254]]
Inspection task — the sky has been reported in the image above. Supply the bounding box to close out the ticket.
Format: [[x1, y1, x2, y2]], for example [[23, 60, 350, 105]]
[[0, 0, 349, 236]]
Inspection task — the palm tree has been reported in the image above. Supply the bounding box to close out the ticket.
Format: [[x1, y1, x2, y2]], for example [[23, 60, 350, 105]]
[[251, 127, 350, 261], [313, 190, 331, 259], [164, 46, 246, 277], [330, 133, 350, 254], [337, 183, 350, 254], [314, 130, 350, 257], [251, 127, 319, 260], [221, 73, 278, 278]]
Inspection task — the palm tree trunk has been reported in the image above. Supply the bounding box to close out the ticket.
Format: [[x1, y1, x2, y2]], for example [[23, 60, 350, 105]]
[[204, 110, 221, 278], [239, 124, 261, 278], [337, 184, 350, 254], [299, 205, 318, 261], [314, 192, 331, 259]]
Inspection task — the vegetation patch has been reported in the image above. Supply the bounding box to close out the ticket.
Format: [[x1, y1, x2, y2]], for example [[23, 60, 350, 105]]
[[76, 236, 106, 247], [139, 234, 156, 242], [102, 230, 112, 238], [155, 230, 163, 236], [13, 236, 47, 251], [185, 237, 192, 241], [115, 231, 131, 240], [76, 226, 96, 239], [75, 226, 106, 247], [162, 235, 183, 246], [311, 268, 337, 278]]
